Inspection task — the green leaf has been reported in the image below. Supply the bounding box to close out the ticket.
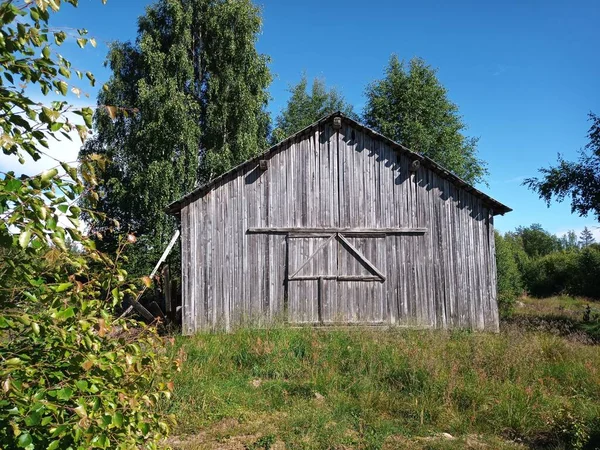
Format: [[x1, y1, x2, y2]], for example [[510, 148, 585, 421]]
[[5, 358, 22, 366], [41, 416, 53, 426], [113, 411, 123, 427], [18, 230, 32, 248], [47, 440, 60, 450], [56, 387, 73, 401], [73, 405, 87, 418], [24, 410, 42, 426], [17, 432, 32, 448], [46, 216, 57, 230], [54, 31, 67, 45], [5, 178, 21, 192], [54, 282, 72, 293], [86, 71, 95, 84], [138, 422, 150, 435], [50, 122, 63, 132], [40, 106, 59, 124], [76, 38, 87, 48], [0, 316, 10, 328], [111, 287, 120, 304], [81, 107, 94, 127], [58, 81, 68, 96], [41, 168, 58, 182], [76, 124, 88, 142], [55, 307, 75, 320]]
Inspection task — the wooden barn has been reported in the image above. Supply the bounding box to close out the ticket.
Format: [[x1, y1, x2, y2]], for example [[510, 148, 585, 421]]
[[168, 113, 511, 334]]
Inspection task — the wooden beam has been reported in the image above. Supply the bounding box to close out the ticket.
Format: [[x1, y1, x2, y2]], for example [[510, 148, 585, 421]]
[[248, 227, 427, 235], [119, 230, 180, 321], [288, 275, 384, 282], [336, 234, 387, 281], [288, 234, 336, 279], [149, 230, 180, 278]]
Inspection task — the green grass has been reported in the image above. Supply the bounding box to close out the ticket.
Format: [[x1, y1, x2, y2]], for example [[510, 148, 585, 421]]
[[162, 316, 600, 450]]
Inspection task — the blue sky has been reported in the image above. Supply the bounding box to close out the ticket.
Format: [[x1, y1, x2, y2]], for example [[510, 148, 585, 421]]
[[5, 0, 599, 238]]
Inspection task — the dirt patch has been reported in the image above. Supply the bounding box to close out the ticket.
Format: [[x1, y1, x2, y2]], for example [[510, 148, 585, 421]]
[[167, 415, 285, 450]]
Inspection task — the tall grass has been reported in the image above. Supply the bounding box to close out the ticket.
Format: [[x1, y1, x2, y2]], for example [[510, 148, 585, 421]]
[[164, 326, 600, 449]]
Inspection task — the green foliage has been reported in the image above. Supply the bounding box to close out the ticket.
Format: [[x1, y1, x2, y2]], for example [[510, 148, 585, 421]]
[[574, 247, 600, 298], [559, 230, 579, 250], [271, 75, 356, 144], [513, 223, 561, 258], [197, 0, 271, 179], [0, 1, 177, 447], [525, 112, 600, 221], [0, 242, 177, 449], [499, 225, 600, 299], [165, 327, 600, 449], [82, 0, 271, 275], [494, 232, 523, 317], [524, 250, 580, 297], [363, 55, 487, 184], [245, 434, 276, 450], [0, 0, 100, 166]]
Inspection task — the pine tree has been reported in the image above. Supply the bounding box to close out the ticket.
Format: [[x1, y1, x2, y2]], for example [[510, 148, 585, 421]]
[[81, 0, 271, 274], [579, 226, 595, 247], [271, 75, 355, 144], [363, 56, 487, 184]]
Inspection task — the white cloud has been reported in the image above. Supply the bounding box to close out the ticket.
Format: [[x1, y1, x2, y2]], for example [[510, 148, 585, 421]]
[[1, 132, 82, 177], [502, 175, 527, 184]]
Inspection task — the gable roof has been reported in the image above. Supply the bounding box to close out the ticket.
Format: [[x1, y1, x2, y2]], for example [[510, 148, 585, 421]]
[[167, 112, 512, 216]]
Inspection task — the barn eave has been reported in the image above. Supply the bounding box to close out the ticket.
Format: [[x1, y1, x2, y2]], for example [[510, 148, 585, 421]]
[[166, 112, 512, 216]]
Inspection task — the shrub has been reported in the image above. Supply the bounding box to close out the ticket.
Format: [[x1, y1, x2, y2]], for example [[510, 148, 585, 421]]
[[575, 247, 600, 298], [0, 1, 177, 447], [0, 233, 178, 449], [520, 248, 600, 299], [495, 232, 523, 317], [524, 251, 579, 297]]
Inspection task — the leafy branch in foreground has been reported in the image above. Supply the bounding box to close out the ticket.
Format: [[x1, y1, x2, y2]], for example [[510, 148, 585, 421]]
[[0, 1, 177, 449], [525, 112, 600, 222]]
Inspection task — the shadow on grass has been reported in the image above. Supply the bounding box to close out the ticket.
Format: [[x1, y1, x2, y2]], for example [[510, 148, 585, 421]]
[[502, 314, 600, 344]]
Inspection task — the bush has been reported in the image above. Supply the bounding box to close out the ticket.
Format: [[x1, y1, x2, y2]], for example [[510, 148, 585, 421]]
[[0, 1, 178, 447], [0, 299, 176, 449], [0, 235, 178, 449], [575, 247, 600, 298], [524, 251, 579, 297], [495, 232, 523, 317], [499, 227, 600, 300], [521, 248, 600, 299]]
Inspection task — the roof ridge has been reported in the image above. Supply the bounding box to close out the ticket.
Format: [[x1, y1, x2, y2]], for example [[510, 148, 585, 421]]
[[167, 113, 511, 215]]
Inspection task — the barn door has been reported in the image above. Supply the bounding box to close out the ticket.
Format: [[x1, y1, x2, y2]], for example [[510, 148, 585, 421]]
[[287, 233, 386, 324], [336, 235, 386, 323]]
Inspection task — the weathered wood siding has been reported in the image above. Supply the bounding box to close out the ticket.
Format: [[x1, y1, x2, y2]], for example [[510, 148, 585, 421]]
[[180, 120, 499, 334]]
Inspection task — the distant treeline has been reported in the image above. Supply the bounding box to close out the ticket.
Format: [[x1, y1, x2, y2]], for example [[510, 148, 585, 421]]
[[496, 224, 599, 316]]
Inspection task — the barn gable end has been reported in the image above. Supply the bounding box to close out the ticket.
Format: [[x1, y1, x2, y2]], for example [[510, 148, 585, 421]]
[[172, 114, 510, 334]]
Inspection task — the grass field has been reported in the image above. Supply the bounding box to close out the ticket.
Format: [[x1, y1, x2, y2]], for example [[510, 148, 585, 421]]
[[163, 297, 600, 450]]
